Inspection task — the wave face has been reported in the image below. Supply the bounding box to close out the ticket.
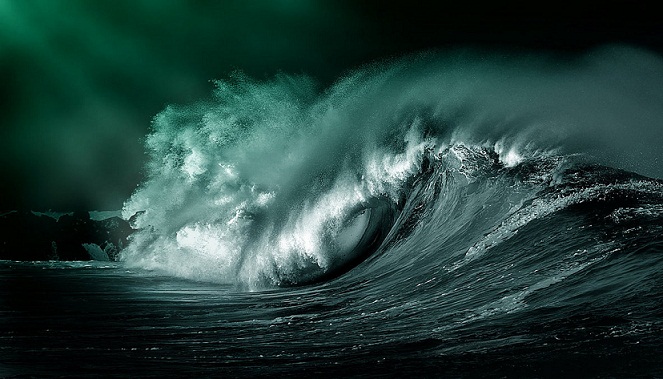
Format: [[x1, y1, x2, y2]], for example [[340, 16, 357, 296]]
[[121, 46, 663, 298]]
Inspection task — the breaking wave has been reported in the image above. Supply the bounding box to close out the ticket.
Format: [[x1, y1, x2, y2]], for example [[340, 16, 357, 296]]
[[121, 45, 663, 292]]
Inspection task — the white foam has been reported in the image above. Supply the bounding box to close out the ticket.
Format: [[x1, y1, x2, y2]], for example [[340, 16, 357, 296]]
[[121, 48, 663, 287]]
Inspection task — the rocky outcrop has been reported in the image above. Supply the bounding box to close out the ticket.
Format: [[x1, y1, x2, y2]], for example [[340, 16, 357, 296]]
[[0, 211, 135, 261]]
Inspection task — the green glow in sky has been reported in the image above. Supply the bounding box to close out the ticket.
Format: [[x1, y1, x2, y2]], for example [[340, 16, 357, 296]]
[[0, 0, 371, 210], [1, 0, 660, 210]]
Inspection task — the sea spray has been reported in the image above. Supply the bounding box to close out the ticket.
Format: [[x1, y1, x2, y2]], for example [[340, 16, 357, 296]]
[[121, 46, 663, 288]]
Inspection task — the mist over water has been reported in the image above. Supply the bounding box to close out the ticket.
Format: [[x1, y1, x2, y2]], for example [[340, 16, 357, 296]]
[[121, 46, 663, 288]]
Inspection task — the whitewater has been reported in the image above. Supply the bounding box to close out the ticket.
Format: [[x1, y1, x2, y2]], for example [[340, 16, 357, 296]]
[[3, 46, 663, 377], [122, 45, 663, 287]]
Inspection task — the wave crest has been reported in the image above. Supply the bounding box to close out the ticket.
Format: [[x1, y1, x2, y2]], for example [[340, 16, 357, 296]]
[[121, 47, 663, 288]]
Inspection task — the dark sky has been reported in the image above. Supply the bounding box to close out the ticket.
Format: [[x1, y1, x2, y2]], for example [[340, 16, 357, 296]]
[[1, 0, 661, 211]]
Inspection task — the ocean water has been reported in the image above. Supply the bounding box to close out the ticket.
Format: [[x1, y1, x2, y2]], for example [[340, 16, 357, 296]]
[[2, 47, 663, 377]]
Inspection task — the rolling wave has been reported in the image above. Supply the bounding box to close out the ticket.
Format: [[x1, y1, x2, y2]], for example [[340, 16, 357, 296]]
[[120, 45, 663, 304]]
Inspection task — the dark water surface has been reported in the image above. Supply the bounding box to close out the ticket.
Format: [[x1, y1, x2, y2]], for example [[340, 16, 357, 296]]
[[2, 186, 663, 378]]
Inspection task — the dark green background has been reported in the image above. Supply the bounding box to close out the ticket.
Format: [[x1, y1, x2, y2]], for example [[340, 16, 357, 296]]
[[1, 0, 661, 210]]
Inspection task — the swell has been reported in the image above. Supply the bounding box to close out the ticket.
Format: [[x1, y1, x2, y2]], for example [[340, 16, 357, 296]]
[[329, 152, 663, 355], [120, 46, 663, 289]]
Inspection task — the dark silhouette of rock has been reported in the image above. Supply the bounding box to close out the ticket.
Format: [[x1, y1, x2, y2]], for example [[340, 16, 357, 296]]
[[128, 210, 144, 226], [56, 211, 95, 260], [0, 211, 136, 261], [0, 211, 57, 261]]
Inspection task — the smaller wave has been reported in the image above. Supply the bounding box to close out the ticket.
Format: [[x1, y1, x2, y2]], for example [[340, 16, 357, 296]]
[[462, 178, 663, 265]]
